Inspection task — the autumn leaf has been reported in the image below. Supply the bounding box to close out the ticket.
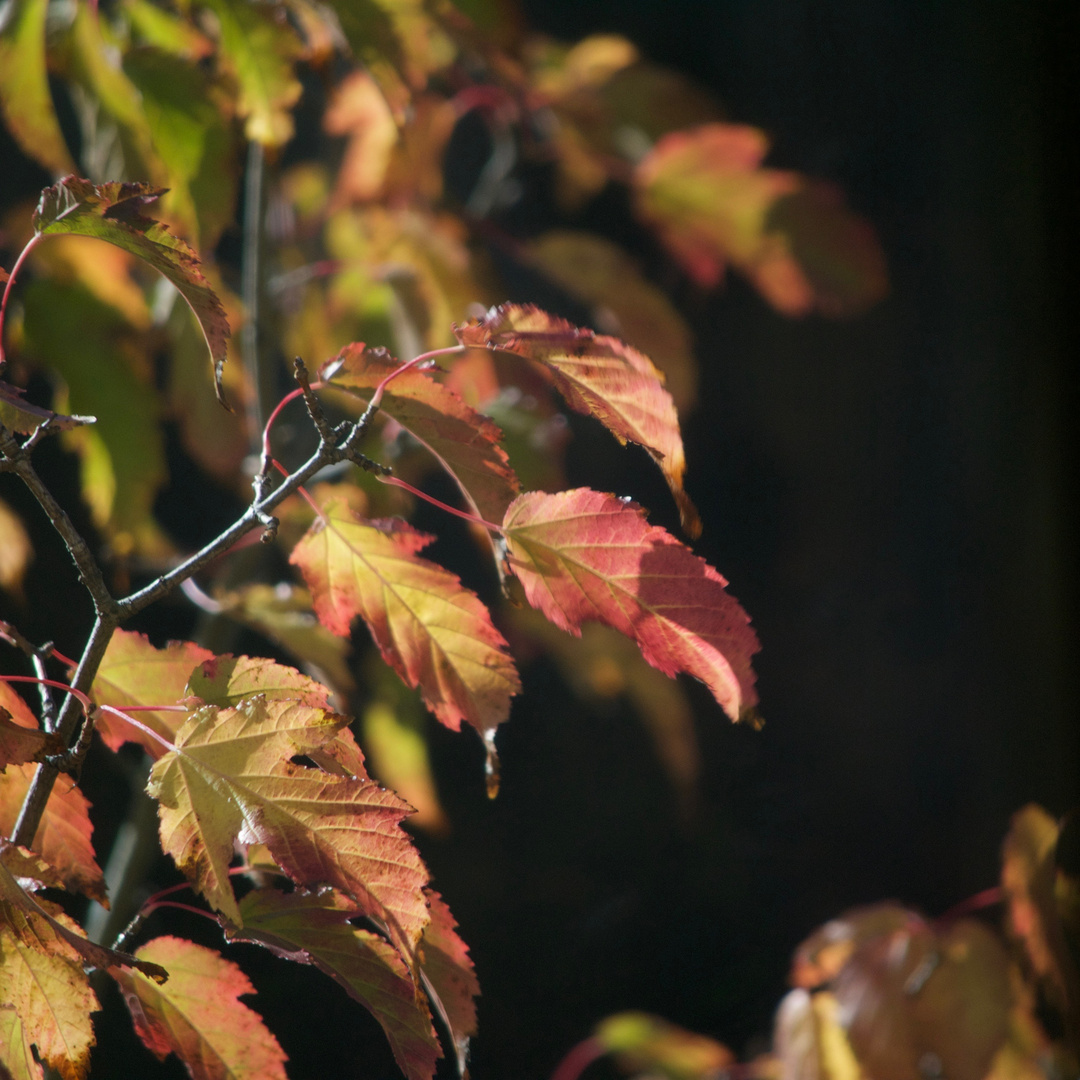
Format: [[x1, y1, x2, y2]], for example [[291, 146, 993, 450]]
[[634, 124, 886, 317], [290, 497, 521, 737], [0, 382, 94, 435], [0, 713, 60, 769], [420, 888, 479, 1069], [324, 70, 399, 206], [0, 0, 75, 175], [232, 887, 440, 1080], [90, 630, 213, 756], [0, 1002, 42, 1080], [0, 766, 107, 904], [147, 696, 429, 956], [201, 0, 303, 147], [111, 936, 288, 1080], [593, 1011, 734, 1080], [187, 654, 333, 709], [773, 989, 862, 1080], [32, 177, 231, 403], [322, 342, 521, 524], [455, 304, 701, 536], [501, 488, 759, 722]]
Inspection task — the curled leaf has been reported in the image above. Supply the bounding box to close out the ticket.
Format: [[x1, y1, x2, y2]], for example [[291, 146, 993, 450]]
[[0, 383, 94, 435]]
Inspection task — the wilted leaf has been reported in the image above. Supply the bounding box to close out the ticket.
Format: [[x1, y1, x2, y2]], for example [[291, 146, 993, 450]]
[[323, 342, 520, 523], [90, 630, 213, 756], [0, 382, 94, 435], [0, 766, 106, 904], [111, 936, 287, 1080], [456, 304, 700, 536], [0, 841, 66, 892], [22, 281, 169, 554], [291, 498, 520, 737], [501, 488, 759, 723], [32, 177, 230, 402], [148, 696, 429, 956], [594, 1011, 733, 1080], [528, 232, 698, 411], [0, 0, 76, 175], [201, 0, 303, 147], [232, 888, 439, 1080], [634, 124, 886, 317]]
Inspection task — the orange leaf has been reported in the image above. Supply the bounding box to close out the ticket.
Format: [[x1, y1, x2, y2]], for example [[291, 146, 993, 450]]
[[0, 766, 106, 904], [323, 343, 520, 524], [290, 498, 520, 737], [455, 304, 701, 536], [111, 936, 287, 1080], [90, 630, 213, 756], [233, 887, 440, 1080], [501, 488, 759, 722], [147, 697, 429, 958], [420, 888, 479, 1069], [0, 713, 61, 768]]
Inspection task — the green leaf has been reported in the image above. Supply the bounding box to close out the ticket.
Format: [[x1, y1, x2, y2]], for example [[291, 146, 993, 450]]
[[32, 177, 231, 403], [22, 281, 169, 553], [201, 0, 303, 148], [0, 0, 76, 175]]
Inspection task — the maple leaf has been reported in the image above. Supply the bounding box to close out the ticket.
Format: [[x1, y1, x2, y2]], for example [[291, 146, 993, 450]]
[[0, 712, 61, 769], [633, 124, 886, 317], [0, 766, 106, 905], [147, 697, 430, 956], [187, 654, 332, 709], [90, 630, 213, 756], [32, 177, 231, 403], [232, 887, 440, 1080], [501, 488, 759, 722], [322, 342, 521, 524], [455, 304, 701, 537], [290, 497, 521, 736], [111, 936, 288, 1080]]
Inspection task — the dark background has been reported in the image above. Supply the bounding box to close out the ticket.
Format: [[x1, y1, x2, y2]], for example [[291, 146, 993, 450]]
[[1, 1, 1076, 1078]]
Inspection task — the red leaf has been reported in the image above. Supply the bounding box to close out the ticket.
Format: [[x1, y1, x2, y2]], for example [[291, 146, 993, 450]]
[[90, 630, 213, 757], [455, 304, 701, 537], [0, 766, 106, 904], [322, 343, 520, 524], [421, 889, 479, 1070], [233, 888, 440, 1080], [501, 488, 759, 722], [290, 498, 521, 737], [111, 936, 288, 1080]]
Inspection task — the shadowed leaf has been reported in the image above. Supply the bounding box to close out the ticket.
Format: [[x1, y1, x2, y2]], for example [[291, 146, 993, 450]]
[[0, 1002, 42, 1080], [502, 488, 759, 722], [0, 714, 60, 768], [187, 654, 332, 709], [0, 383, 94, 435], [420, 888, 479, 1070], [594, 1011, 734, 1080], [456, 304, 700, 536], [291, 497, 521, 737], [111, 936, 287, 1080]]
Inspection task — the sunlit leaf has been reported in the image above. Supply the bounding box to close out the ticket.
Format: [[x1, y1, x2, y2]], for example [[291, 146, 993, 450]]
[[187, 654, 332, 709], [323, 342, 520, 523], [456, 304, 700, 536], [232, 888, 439, 1080], [111, 936, 288, 1080], [201, 0, 303, 147], [594, 1011, 733, 1080], [148, 696, 429, 956], [90, 630, 213, 756], [0, 685, 38, 730], [0, 1002, 42, 1080], [0, 766, 106, 904], [22, 281, 168, 554], [291, 497, 521, 737], [420, 888, 479, 1068], [0, 382, 94, 435], [32, 177, 231, 403], [634, 124, 886, 317], [501, 488, 759, 722], [0, 0, 76, 175], [324, 70, 399, 205]]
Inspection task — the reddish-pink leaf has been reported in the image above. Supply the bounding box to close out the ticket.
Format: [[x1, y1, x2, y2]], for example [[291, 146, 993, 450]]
[[322, 343, 520, 524], [148, 697, 430, 958], [501, 488, 759, 722], [233, 888, 440, 1080], [290, 498, 521, 737], [0, 765, 106, 904], [421, 888, 479, 1069], [111, 936, 287, 1080], [455, 304, 701, 537], [90, 630, 213, 756]]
